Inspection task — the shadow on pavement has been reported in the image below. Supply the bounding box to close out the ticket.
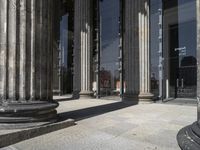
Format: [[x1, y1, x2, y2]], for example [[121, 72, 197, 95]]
[[156, 98, 197, 106], [58, 101, 137, 121], [54, 97, 74, 102], [53, 95, 74, 102]]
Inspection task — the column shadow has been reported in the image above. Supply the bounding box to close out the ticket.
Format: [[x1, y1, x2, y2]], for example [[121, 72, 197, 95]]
[[58, 101, 137, 121]]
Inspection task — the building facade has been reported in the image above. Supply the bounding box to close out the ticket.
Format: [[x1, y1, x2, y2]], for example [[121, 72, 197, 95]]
[[0, 0, 200, 149]]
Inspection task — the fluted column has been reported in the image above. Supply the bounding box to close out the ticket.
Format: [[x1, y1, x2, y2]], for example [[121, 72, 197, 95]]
[[0, 0, 58, 128], [73, 0, 93, 98], [123, 0, 153, 102], [138, 0, 153, 101], [177, 1, 200, 149], [73, 0, 81, 98], [123, 0, 140, 102]]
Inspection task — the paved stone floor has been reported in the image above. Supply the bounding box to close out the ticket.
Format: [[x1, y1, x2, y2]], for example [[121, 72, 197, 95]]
[[1, 99, 197, 150]]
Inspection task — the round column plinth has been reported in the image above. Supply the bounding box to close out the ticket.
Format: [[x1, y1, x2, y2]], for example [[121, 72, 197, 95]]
[[73, 91, 80, 99], [0, 100, 59, 129], [177, 121, 200, 150], [79, 91, 93, 98], [123, 93, 139, 104], [138, 93, 154, 103]]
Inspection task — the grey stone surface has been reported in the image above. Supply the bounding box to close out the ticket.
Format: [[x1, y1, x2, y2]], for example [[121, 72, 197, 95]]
[[138, 0, 153, 101], [0, 0, 58, 124], [123, 0, 153, 102], [123, 0, 140, 101], [197, 0, 200, 124], [73, 0, 93, 98], [0, 119, 75, 148], [0, 99, 196, 150], [0, 0, 54, 101]]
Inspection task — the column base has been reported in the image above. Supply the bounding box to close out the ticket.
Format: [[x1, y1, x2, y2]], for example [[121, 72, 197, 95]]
[[138, 93, 154, 103], [0, 100, 59, 129], [123, 93, 139, 104], [73, 91, 80, 99], [177, 121, 200, 150], [79, 91, 93, 98]]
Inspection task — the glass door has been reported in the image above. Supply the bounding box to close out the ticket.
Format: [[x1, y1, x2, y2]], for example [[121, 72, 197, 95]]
[[168, 22, 197, 98], [163, 0, 197, 99]]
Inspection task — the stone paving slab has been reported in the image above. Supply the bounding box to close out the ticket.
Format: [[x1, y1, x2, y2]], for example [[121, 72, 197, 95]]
[[0, 99, 197, 150], [0, 119, 75, 148]]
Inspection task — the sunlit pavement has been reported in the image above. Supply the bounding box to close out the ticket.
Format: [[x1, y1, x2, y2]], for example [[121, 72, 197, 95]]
[[1, 98, 196, 150]]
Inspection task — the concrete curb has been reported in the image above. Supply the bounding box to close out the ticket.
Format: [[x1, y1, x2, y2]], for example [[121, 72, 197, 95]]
[[0, 119, 76, 148]]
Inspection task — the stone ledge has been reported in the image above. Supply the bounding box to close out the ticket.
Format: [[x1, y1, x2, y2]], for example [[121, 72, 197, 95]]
[[0, 119, 76, 148]]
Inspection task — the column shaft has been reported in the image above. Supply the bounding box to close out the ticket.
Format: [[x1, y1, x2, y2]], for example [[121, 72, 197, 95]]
[[73, 0, 81, 98], [8, 0, 17, 100], [19, 0, 27, 100], [0, 0, 8, 99], [123, 0, 140, 101], [123, 0, 152, 102], [138, 0, 153, 101], [74, 0, 93, 98]]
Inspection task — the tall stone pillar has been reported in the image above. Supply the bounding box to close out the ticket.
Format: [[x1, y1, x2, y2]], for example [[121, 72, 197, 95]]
[[177, 1, 200, 149], [138, 0, 153, 102], [73, 0, 81, 98], [123, 0, 153, 102], [0, 0, 58, 128], [73, 0, 93, 98], [123, 0, 140, 101]]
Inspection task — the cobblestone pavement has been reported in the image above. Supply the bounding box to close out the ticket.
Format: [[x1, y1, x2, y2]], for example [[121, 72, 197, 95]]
[[1, 99, 197, 150]]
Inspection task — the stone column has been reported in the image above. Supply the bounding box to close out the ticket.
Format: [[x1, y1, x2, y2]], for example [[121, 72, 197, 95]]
[[177, 1, 200, 149], [0, 0, 58, 128], [73, 0, 81, 99], [123, 0, 153, 102], [123, 0, 140, 102], [73, 0, 93, 98], [138, 0, 153, 102]]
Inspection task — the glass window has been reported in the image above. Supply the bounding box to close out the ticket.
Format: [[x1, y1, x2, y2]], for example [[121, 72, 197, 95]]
[[99, 0, 121, 99], [53, 0, 74, 96], [150, 0, 162, 98], [150, 0, 197, 100], [163, 0, 197, 99]]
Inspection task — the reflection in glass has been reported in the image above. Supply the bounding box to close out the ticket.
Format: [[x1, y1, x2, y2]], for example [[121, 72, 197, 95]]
[[163, 0, 197, 98], [53, 1, 74, 96], [150, 0, 162, 98], [99, 0, 120, 98], [150, 0, 197, 99]]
